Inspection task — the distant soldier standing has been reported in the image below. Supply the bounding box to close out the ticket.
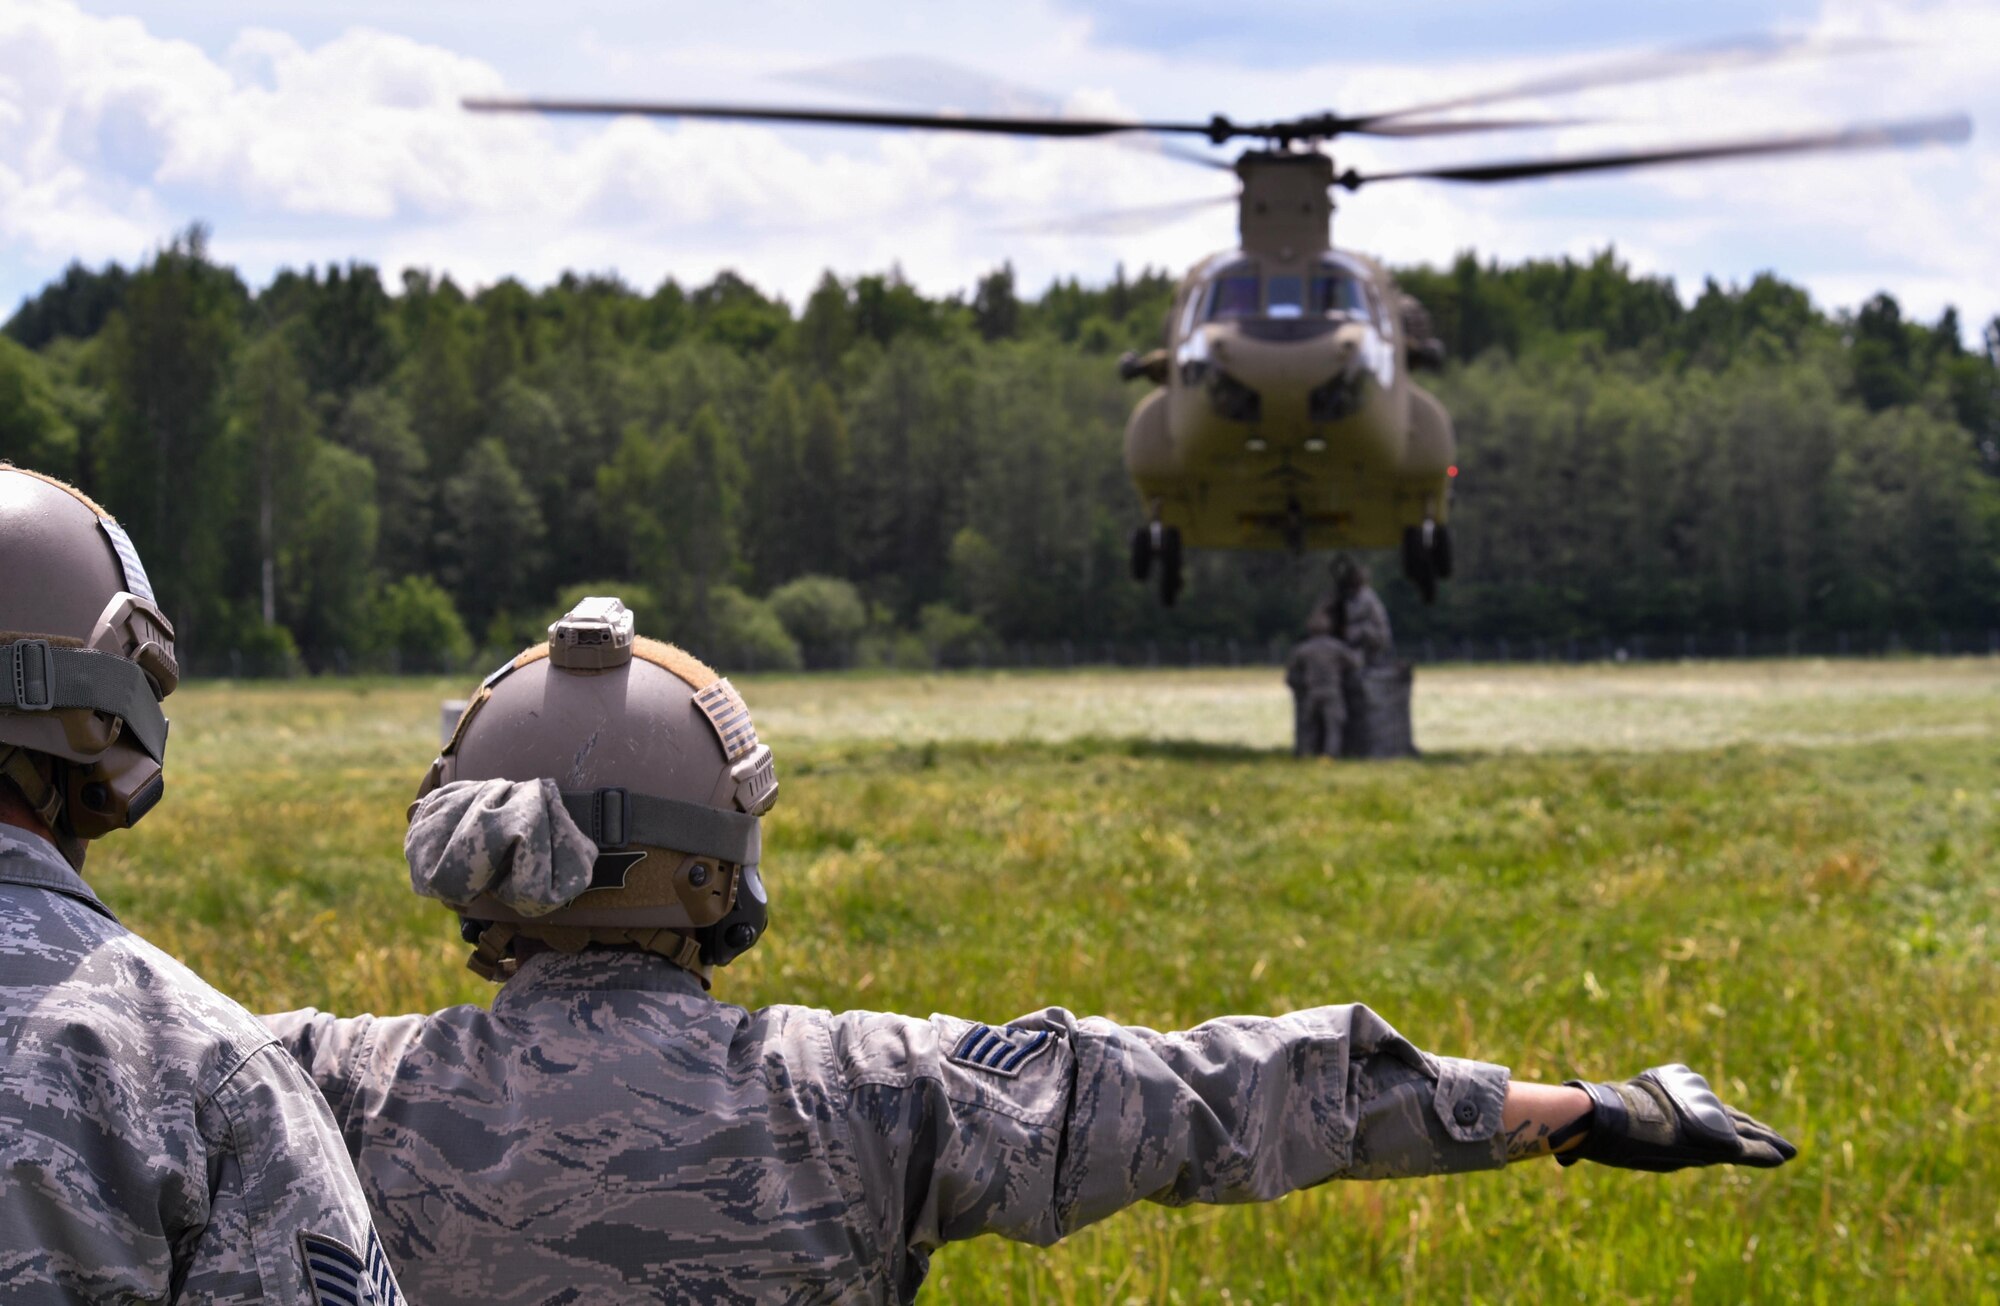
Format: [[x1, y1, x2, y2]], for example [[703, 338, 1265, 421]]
[[1324, 555, 1394, 666], [0, 467, 402, 1303], [1285, 611, 1356, 757], [265, 596, 1796, 1304], [1318, 556, 1416, 756]]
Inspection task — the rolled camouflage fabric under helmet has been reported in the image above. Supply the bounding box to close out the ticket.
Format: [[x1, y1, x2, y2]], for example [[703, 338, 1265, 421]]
[[0, 465, 178, 867], [415, 597, 779, 980], [407, 778, 598, 917]]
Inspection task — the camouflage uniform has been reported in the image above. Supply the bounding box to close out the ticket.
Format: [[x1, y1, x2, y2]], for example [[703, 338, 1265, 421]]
[[0, 826, 403, 1305], [1337, 584, 1395, 667], [266, 949, 1508, 1304], [1285, 633, 1357, 757]]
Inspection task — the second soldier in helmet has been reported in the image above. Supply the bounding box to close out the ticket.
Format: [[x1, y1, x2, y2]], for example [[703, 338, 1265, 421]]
[[262, 595, 1796, 1302], [0, 465, 402, 1304]]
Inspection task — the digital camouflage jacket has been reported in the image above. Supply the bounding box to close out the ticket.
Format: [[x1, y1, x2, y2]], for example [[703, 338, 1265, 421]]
[[265, 949, 1509, 1304], [0, 826, 402, 1304]]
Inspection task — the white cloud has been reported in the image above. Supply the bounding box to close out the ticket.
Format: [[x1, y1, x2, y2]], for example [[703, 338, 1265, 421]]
[[1, 0, 1995, 337]]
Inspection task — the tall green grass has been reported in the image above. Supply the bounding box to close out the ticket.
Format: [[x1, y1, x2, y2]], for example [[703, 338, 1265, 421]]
[[83, 663, 2000, 1303]]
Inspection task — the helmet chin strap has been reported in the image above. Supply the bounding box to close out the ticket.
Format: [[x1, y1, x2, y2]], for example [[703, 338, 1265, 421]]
[[0, 746, 87, 870], [463, 918, 712, 987], [0, 745, 61, 830]]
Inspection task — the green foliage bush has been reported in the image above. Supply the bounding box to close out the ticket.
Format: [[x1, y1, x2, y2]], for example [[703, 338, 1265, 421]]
[[205, 605, 303, 678], [919, 602, 994, 666], [709, 585, 803, 671], [0, 336, 77, 477], [369, 575, 472, 673], [769, 575, 868, 666]]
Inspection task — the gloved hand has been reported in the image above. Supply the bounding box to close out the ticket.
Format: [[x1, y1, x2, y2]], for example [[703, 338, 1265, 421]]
[[1558, 1063, 1797, 1172]]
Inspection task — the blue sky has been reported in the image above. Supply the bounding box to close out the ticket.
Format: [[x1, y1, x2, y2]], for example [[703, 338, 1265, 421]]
[[5, 0, 1995, 337]]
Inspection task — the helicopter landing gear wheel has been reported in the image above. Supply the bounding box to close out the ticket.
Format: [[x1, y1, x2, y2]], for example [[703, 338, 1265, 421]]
[[1157, 525, 1183, 606], [1130, 523, 1154, 581], [1430, 522, 1454, 579], [1402, 524, 1438, 605]]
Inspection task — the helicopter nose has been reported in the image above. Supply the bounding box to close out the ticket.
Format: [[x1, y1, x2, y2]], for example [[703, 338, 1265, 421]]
[[1330, 320, 1370, 360], [1257, 324, 1367, 388], [1310, 368, 1368, 422]]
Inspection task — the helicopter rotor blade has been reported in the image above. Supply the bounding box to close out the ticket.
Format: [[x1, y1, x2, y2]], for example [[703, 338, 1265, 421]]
[[1347, 115, 1595, 137], [463, 94, 1582, 150], [1343, 32, 1899, 130], [465, 33, 1913, 148], [1343, 112, 1971, 187], [1137, 140, 1238, 170], [996, 194, 1236, 236], [780, 55, 1233, 171], [462, 96, 1216, 140], [781, 56, 1568, 158]]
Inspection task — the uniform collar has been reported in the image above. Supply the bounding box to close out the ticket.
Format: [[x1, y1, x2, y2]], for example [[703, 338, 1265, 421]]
[[497, 947, 711, 1003], [0, 826, 116, 920]]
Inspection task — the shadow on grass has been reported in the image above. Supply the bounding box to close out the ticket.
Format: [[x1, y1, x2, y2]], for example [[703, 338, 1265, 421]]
[[1121, 740, 1493, 767], [1117, 739, 1280, 764], [792, 735, 1698, 776]]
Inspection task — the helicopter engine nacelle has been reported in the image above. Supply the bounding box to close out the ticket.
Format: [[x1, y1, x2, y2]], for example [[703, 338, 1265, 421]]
[[1123, 387, 1176, 483], [1404, 383, 1455, 482]]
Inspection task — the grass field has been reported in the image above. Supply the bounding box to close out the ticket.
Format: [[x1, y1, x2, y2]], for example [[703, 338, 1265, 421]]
[[85, 660, 2000, 1304]]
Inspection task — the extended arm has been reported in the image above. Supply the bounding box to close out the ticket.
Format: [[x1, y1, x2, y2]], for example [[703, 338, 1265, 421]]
[[835, 1003, 1510, 1256], [259, 1007, 431, 1157], [835, 1005, 1798, 1269]]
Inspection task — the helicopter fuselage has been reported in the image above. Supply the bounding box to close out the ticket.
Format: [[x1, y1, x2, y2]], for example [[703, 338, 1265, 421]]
[[1123, 241, 1455, 554]]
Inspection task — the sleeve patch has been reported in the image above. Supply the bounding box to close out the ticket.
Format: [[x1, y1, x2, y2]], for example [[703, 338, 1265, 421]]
[[298, 1230, 406, 1306], [950, 1024, 1055, 1078]]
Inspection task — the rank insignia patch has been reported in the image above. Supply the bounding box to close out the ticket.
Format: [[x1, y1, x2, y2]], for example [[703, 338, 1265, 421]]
[[299, 1229, 406, 1306], [950, 1023, 1055, 1077]]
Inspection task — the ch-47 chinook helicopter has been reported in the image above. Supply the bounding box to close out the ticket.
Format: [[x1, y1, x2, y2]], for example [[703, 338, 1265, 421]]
[[466, 39, 1969, 605]]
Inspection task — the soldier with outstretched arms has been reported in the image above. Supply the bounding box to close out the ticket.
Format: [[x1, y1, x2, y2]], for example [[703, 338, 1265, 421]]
[[262, 596, 1795, 1303], [0, 465, 403, 1304]]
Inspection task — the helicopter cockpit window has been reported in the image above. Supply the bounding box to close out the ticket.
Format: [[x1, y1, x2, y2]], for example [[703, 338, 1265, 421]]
[[1205, 274, 1261, 322], [1198, 259, 1379, 325], [1265, 275, 1305, 319], [1310, 270, 1372, 318]]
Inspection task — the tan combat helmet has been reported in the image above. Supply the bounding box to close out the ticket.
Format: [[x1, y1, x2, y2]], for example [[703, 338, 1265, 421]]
[[416, 596, 778, 980], [0, 465, 179, 868]]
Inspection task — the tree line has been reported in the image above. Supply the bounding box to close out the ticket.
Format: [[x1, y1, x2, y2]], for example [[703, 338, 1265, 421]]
[[3, 228, 1996, 674]]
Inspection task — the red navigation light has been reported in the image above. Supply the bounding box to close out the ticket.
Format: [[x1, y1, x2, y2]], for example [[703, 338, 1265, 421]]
[[1447, 465, 1459, 478]]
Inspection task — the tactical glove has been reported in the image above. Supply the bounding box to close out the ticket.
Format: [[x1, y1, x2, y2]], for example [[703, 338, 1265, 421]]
[[1558, 1063, 1797, 1172]]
